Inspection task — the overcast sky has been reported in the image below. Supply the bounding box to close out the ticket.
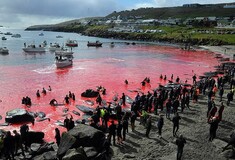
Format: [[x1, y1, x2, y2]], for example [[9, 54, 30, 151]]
[[0, 0, 234, 28]]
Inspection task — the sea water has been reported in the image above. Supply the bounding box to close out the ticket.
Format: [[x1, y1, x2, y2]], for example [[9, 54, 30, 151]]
[[0, 28, 220, 141]]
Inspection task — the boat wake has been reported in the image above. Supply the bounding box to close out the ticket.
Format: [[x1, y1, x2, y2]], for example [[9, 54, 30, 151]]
[[33, 65, 56, 74], [107, 58, 125, 62]]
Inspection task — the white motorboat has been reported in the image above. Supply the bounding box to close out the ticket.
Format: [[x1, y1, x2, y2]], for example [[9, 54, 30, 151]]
[[48, 43, 61, 52], [55, 48, 73, 57], [55, 56, 73, 68], [0, 47, 9, 54], [11, 34, 21, 38], [22, 44, 46, 53]]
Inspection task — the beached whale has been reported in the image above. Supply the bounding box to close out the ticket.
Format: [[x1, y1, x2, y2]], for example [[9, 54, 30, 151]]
[[84, 100, 94, 106], [36, 111, 46, 118], [76, 105, 95, 115], [72, 110, 81, 116], [126, 95, 134, 104], [81, 89, 99, 98], [5, 108, 34, 124]]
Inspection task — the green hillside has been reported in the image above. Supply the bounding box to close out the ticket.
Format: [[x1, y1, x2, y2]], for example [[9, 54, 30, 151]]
[[106, 3, 235, 19]]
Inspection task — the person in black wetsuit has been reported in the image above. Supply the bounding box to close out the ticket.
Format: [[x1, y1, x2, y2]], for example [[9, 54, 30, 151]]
[[121, 93, 126, 106], [64, 95, 70, 104], [55, 128, 61, 146], [64, 116, 70, 131]]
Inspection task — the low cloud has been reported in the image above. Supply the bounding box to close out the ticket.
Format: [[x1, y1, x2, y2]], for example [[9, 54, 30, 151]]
[[0, 0, 121, 27]]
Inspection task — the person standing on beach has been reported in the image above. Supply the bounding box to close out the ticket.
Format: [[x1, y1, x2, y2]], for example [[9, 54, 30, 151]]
[[145, 116, 152, 138], [172, 112, 181, 137], [176, 135, 186, 160], [117, 121, 123, 144], [108, 121, 117, 145], [13, 130, 25, 157], [166, 99, 172, 119], [122, 118, 128, 141], [219, 86, 224, 102], [130, 111, 137, 131], [217, 102, 225, 122], [20, 124, 29, 151], [227, 90, 233, 106], [4, 131, 15, 160], [192, 74, 197, 84], [121, 93, 126, 106], [208, 103, 217, 122], [208, 117, 219, 141], [157, 115, 164, 136]]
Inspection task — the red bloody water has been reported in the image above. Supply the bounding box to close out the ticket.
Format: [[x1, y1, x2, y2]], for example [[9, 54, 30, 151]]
[[0, 45, 220, 142]]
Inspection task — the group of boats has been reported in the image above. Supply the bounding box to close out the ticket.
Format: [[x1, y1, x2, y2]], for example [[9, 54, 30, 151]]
[[1, 37, 104, 68], [22, 41, 74, 68]]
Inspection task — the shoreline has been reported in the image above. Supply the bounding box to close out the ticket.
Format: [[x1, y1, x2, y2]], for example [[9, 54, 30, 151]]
[[199, 45, 235, 60]]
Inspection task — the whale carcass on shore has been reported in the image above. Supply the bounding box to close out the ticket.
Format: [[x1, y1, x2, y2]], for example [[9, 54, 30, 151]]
[[5, 108, 34, 124]]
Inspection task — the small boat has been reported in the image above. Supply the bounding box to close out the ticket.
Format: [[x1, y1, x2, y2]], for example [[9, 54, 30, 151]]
[[55, 47, 73, 57], [39, 33, 44, 36], [11, 34, 21, 38], [0, 47, 9, 54], [2, 36, 7, 40], [55, 55, 73, 68], [87, 41, 102, 47], [66, 39, 78, 47], [49, 43, 61, 52], [56, 35, 63, 38], [110, 42, 115, 48], [22, 44, 46, 53], [4, 32, 12, 35]]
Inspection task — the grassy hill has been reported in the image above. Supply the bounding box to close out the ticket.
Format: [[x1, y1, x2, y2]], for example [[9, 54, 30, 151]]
[[106, 3, 235, 19]]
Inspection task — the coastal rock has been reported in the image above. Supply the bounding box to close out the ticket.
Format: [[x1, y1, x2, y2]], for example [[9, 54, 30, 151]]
[[84, 147, 98, 159], [30, 142, 55, 158], [33, 151, 57, 160], [5, 108, 34, 123], [57, 124, 106, 159], [68, 124, 106, 151], [57, 132, 77, 158], [27, 131, 45, 145], [123, 153, 136, 158], [62, 148, 88, 160]]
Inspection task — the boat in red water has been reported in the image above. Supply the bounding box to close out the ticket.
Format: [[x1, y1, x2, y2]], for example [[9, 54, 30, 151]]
[[87, 41, 102, 47], [66, 39, 78, 47], [55, 49, 73, 68]]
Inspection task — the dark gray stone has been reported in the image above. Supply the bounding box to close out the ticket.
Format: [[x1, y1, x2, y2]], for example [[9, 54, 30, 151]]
[[57, 132, 77, 158], [68, 124, 105, 151], [62, 148, 88, 160], [84, 147, 98, 159]]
